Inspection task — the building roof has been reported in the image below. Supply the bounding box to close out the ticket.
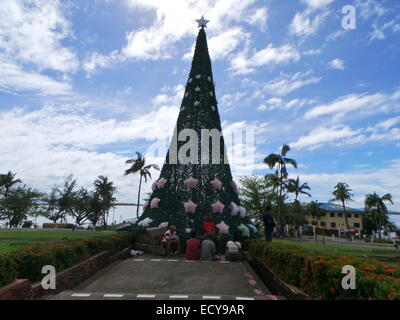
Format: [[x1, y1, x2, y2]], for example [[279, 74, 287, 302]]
[[300, 202, 364, 213]]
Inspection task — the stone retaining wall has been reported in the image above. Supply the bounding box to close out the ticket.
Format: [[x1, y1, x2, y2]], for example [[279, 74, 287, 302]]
[[0, 246, 131, 300], [245, 253, 310, 300]]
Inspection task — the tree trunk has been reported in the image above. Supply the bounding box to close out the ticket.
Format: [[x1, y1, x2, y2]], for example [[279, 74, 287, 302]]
[[136, 174, 143, 219], [343, 201, 349, 229]]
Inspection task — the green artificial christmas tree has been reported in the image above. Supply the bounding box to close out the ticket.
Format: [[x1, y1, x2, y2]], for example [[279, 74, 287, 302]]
[[138, 17, 248, 240]]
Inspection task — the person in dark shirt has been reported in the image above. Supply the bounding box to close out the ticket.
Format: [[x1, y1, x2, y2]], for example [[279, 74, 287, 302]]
[[263, 204, 276, 242]]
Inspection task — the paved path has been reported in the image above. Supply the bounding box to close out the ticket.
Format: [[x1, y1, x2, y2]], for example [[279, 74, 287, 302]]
[[49, 254, 283, 300]]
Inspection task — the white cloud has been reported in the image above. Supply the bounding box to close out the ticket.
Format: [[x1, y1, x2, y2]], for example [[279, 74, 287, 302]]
[[304, 92, 388, 120], [303, 48, 322, 55], [301, 0, 334, 9], [0, 84, 189, 206], [0, 0, 78, 73], [329, 58, 345, 70], [0, 58, 72, 95], [245, 7, 268, 31], [258, 97, 314, 111], [230, 44, 300, 75], [366, 116, 400, 143], [183, 27, 250, 61], [264, 71, 320, 96], [83, 50, 122, 76], [86, 0, 269, 74], [290, 10, 326, 37], [355, 0, 386, 21], [0, 0, 77, 95], [297, 160, 400, 212], [291, 126, 361, 150], [220, 91, 247, 111]]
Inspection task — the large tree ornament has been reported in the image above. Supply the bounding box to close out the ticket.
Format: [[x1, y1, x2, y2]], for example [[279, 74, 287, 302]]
[[184, 177, 199, 189], [157, 178, 167, 189], [211, 200, 225, 214], [210, 178, 222, 190], [230, 202, 239, 216], [150, 197, 160, 209], [239, 206, 246, 218], [138, 217, 153, 227], [216, 221, 229, 234], [184, 200, 197, 213]]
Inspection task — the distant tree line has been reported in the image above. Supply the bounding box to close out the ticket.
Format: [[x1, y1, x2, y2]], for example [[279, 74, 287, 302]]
[[239, 144, 398, 239], [0, 171, 116, 229]]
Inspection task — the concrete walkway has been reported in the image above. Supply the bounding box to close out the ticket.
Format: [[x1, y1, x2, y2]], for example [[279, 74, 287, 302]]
[[49, 254, 282, 300]]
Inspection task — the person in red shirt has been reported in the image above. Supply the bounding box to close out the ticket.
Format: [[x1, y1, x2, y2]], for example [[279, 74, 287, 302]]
[[185, 231, 201, 260], [202, 214, 215, 237], [202, 214, 220, 254]]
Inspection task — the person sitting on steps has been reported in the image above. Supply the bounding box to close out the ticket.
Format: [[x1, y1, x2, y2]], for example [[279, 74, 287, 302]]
[[201, 233, 221, 261], [202, 214, 221, 253], [186, 230, 201, 260], [225, 233, 242, 262], [162, 225, 181, 257]]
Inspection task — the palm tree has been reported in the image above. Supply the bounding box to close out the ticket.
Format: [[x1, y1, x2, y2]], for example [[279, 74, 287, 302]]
[[287, 176, 311, 201], [365, 192, 393, 239], [0, 171, 22, 198], [265, 170, 280, 195], [330, 182, 354, 229], [308, 201, 325, 243], [94, 176, 116, 227], [124, 152, 159, 218], [264, 144, 297, 227]]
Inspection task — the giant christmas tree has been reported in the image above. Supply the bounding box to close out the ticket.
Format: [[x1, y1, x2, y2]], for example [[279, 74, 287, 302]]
[[138, 17, 247, 238]]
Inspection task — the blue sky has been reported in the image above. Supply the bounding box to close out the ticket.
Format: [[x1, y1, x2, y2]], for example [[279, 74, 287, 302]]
[[0, 0, 399, 224]]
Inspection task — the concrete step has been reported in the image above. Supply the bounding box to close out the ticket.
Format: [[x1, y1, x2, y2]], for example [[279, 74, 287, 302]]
[[133, 242, 165, 256], [50, 290, 285, 300]]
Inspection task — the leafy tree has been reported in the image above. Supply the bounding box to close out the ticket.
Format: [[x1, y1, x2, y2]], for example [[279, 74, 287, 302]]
[[307, 201, 326, 243], [330, 182, 354, 229], [282, 201, 307, 237], [87, 192, 103, 229], [94, 175, 116, 227], [124, 152, 159, 218], [0, 186, 42, 228], [57, 175, 77, 222], [287, 176, 311, 201], [239, 175, 276, 224], [42, 188, 62, 223], [70, 187, 92, 226], [42, 176, 77, 223], [364, 192, 393, 238], [264, 144, 297, 227], [0, 171, 21, 198]]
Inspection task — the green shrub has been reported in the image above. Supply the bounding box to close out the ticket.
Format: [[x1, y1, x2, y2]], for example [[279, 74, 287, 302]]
[[0, 254, 18, 287], [0, 234, 132, 286], [249, 240, 400, 300]]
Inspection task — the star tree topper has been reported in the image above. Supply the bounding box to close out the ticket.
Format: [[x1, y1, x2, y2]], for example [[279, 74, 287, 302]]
[[196, 15, 210, 28]]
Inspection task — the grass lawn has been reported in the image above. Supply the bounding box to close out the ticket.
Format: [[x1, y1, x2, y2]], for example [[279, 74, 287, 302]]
[[0, 230, 116, 253], [274, 239, 400, 264]]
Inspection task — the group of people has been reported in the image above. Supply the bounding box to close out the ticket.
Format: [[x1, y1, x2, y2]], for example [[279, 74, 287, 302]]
[[161, 215, 242, 262], [161, 205, 275, 261]]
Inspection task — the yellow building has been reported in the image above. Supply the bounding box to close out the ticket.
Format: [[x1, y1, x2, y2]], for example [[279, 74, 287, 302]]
[[303, 202, 364, 234]]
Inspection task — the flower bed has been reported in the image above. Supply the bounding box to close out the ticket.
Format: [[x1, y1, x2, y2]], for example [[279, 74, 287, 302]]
[[248, 240, 400, 300], [0, 234, 131, 287]]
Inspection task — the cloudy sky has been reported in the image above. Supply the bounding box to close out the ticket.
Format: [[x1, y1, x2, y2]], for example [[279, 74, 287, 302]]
[[0, 0, 399, 223]]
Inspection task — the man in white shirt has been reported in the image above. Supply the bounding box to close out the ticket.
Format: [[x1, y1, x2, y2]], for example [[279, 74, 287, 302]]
[[162, 225, 181, 256], [225, 234, 242, 262]]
